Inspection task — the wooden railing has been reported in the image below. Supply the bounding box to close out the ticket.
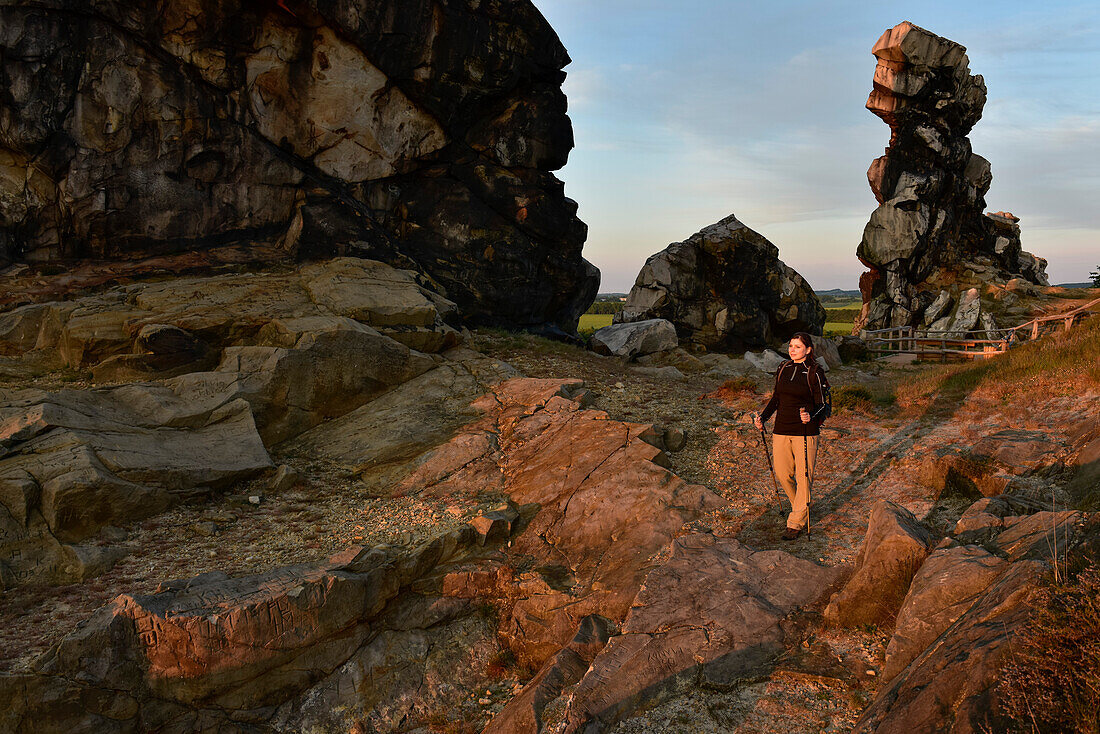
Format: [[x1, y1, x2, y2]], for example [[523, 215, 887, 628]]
[[1007, 296, 1100, 343], [862, 295, 1099, 360]]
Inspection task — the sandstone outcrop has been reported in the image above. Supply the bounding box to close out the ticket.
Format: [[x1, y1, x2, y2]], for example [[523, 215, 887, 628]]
[[883, 544, 1006, 681], [0, 258, 457, 378], [390, 377, 727, 669], [0, 513, 526, 733], [0, 0, 598, 332], [616, 214, 825, 350], [855, 22, 1048, 333], [545, 535, 842, 732], [0, 375, 741, 732], [853, 560, 1045, 733], [852, 489, 1090, 730], [0, 259, 531, 587], [824, 500, 936, 627]]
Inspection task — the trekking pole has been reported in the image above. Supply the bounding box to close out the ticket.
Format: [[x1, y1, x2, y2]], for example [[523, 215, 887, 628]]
[[756, 417, 783, 497], [803, 435, 812, 538]]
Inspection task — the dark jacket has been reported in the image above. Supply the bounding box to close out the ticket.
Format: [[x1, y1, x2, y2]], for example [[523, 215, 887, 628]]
[[759, 359, 831, 436]]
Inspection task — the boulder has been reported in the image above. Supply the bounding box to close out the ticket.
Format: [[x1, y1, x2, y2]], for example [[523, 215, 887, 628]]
[[855, 23, 1048, 332], [883, 544, 1007, 680], [630, 365, 686, 380], [833, 334, 869, 362], [745, 349, 787, 373], [921, 290, 954, 326], [810, 334, 842, 369], [0, 1, 598, 333], [634, 347, 707, 373], [853, 561, 1044, 734], [589, 319, 678, 360], [825, 501, 936, 627], [616, 213, 825, 350]]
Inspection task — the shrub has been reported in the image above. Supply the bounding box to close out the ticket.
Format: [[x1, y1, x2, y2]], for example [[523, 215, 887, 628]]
[[994, 566, 1100, 733], [720, 377, 756, 394], [831, 385, 875, 413]]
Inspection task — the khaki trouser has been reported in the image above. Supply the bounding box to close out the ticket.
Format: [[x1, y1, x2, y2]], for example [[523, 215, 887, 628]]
[[772, 434, 818, 530]]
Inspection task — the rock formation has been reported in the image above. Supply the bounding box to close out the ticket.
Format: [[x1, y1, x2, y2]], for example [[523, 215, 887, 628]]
[[836, 487, 1089, 732], [0, 0, 598, 332], [855, 22, 1048, 333], [616, 214, 825, 351], [0, 257, 511, 587]]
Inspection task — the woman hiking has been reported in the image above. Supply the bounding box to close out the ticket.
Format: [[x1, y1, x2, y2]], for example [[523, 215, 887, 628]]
[[752, 332, 831, 540]]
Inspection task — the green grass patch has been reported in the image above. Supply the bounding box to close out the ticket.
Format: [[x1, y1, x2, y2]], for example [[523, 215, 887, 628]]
[[578, 313, 613, 333], [824, 322, 854, 337]]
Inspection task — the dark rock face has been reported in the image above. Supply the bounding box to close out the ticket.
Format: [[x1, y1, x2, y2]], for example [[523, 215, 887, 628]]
[[856, 22, 1048, 332], [616, 214, 825, 350], [0, 0, 598, 331]]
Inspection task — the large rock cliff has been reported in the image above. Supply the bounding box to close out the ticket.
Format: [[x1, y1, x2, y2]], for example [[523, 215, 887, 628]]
[[0, 0, 598, 331], [855, 22, 1048, 333]]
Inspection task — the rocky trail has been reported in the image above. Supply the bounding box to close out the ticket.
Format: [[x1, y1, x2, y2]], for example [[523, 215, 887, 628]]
[[2, 298, 1097, 733]]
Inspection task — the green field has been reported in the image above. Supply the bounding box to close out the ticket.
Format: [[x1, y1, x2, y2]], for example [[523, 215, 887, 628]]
[[579, 313, 614, 332]]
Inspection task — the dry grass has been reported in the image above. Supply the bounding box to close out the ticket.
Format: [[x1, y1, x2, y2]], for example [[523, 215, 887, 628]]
[[995, 566, 1100, 734], [894, 316, 1100, 411]]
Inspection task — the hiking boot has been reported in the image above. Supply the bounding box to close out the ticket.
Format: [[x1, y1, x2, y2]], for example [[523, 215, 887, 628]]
[[782, 526, 803, 541]]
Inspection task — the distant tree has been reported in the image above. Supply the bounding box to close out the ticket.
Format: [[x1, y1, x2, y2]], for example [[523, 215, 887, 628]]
[[1091, 265, 1100, 287], [585, 301, 625, 315]]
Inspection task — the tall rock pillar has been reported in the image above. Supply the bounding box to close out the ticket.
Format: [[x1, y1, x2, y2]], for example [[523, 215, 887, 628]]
[[855, 22, 1047, 333]]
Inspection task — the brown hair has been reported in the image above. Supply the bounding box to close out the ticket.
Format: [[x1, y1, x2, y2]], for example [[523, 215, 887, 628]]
[[791, 332, 815, 355]]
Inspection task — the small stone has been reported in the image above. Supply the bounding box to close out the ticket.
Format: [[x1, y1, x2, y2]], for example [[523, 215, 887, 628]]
[[479, 698, 491, 706], [190, 521, 220, 537], [866, 669, 876, 676], [269, 464, 301, 493], [248, 495, 262, 505]]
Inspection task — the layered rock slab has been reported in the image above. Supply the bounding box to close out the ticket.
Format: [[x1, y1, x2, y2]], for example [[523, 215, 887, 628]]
[[883, 544, 1006, 681], [856, 22, 1048, 332], [0, 257, 459, 376], [547, 534, 843, 733], [0, 0, 598, 332], [0, 302, 444, 586], [853, 560, 1044, 734], [0, 514, 524, 733], [616, 213, 825, 350]]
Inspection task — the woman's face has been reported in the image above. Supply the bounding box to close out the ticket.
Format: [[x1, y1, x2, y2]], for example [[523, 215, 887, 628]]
[[788, 337, 811, 362]]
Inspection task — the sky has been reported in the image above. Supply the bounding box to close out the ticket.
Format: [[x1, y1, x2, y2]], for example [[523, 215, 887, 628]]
[[530, 0, 1100, 292]]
